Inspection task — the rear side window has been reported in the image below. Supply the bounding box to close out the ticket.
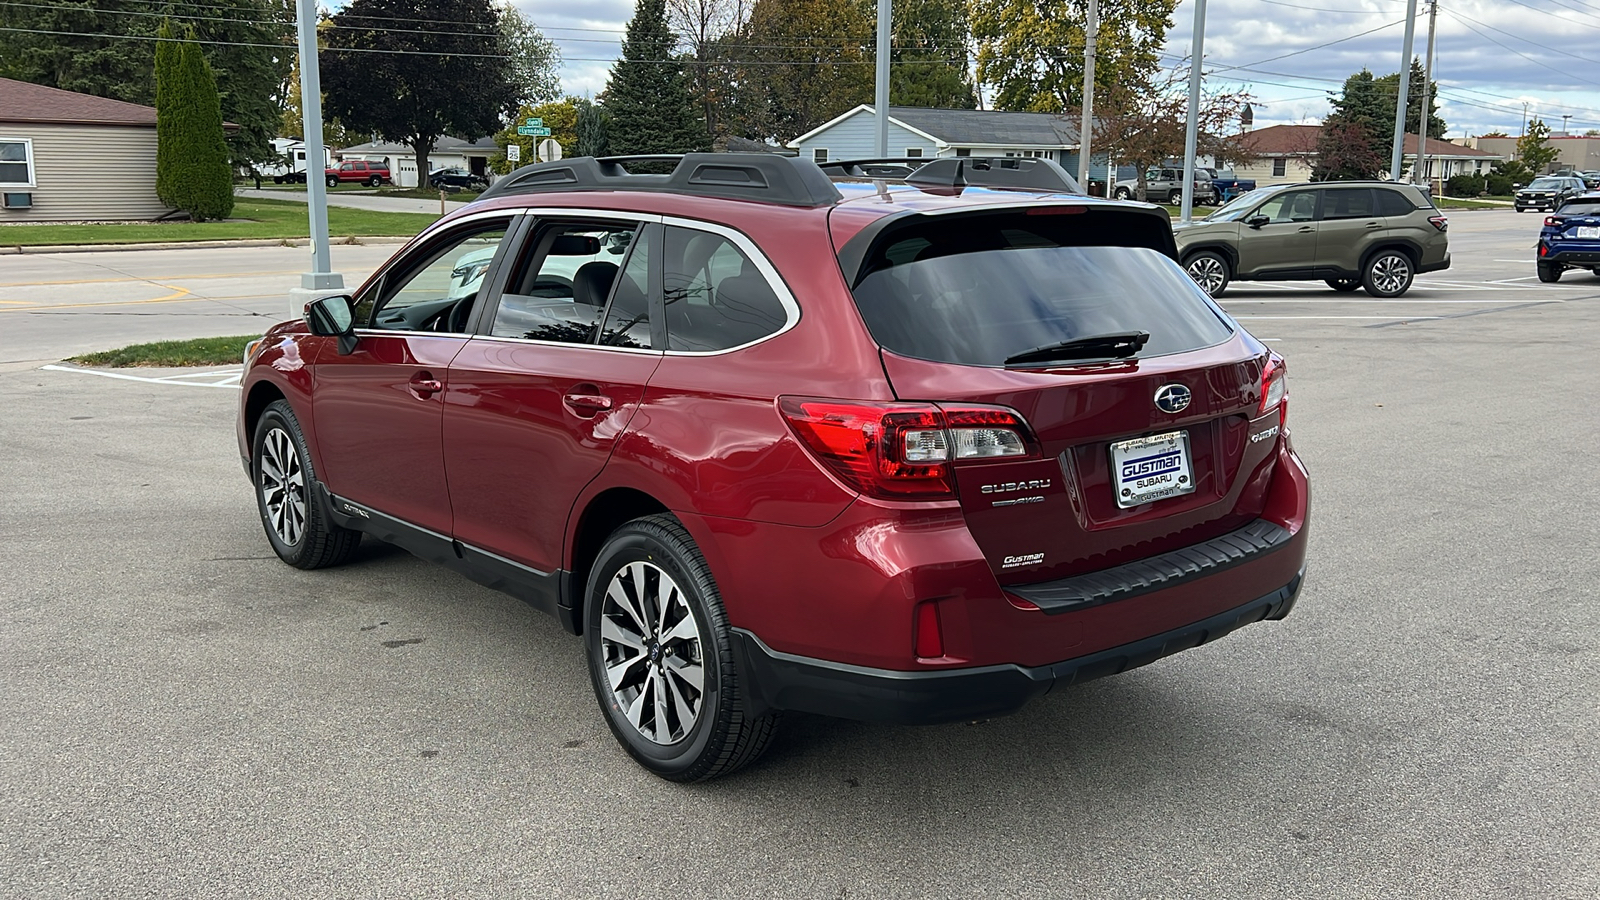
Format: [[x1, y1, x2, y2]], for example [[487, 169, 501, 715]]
[[1321, 188, 1373, 219], [662, 226, 788, 351], [1558, 200, 1600, 215], [849, 214, 1233, 367], [1374, 189, 1418, 216]]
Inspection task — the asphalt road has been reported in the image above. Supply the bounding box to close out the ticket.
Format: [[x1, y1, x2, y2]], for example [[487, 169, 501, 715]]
[[2, 210, 1598, 898]]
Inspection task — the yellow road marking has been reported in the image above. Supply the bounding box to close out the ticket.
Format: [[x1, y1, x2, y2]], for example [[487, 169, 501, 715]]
[[0, 286, 195, 312], [0, 270, 297, 288]]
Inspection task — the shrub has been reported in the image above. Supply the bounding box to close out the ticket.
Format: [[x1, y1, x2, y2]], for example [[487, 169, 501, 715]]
[[156, 28, 234, 221], [1446, 173, 1486, 197]]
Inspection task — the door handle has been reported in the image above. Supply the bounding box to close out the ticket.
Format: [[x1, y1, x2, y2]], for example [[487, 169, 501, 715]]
[[409, 372, 443, 398], [564, 391, 614, 416], [1297, 226, 1314, 233], [1366, 221, 1382, 229]]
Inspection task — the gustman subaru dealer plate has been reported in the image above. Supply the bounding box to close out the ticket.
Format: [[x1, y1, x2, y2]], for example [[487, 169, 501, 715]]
[[1110, 431, 1195, 508]]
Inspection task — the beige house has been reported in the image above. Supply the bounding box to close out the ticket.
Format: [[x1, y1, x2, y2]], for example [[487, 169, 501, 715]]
[[1234, 124, 1504, 186], [1464, 135, 1600, 174], [0, 78, 177, 222]]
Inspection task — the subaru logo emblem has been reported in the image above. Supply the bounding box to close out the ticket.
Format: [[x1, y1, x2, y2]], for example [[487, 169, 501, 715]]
[[1154, 384, 1191, 414]]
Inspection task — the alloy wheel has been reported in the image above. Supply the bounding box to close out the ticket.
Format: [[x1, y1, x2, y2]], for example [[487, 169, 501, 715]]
[[1187, 255, 1227, 295], [599, 561, 706, 745], [1371, 254, 1411, 295], [259, 426, 307, 547]]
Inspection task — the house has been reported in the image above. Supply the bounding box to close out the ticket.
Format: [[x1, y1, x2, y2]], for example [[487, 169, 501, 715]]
[[1236, 124, 1504, 185], [1465, 135, 1600, 175], [785, 105, 1116, 182], [0, 78, 177, 221], [335, 136, 499, 188]]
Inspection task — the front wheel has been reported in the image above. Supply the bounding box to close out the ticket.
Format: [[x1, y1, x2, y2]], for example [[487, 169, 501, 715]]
[[1325, 277, 1361, 292], [585, 515, 779, 782], [1537, 263, 1562, 283], [1363, 250, 1414, 297], [252, 400, 360, 569], [326, 176, 339, 188], [1113, 188, 1131, 200], [1184, 251, 1230, 297], [1168, 189, 1184, 205]]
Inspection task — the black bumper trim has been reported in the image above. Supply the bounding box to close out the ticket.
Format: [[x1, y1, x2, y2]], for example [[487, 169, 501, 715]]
[[731, 569, 1303, 726], [1545, 250, 1600, 265], [1004, 518, 1291, 614]]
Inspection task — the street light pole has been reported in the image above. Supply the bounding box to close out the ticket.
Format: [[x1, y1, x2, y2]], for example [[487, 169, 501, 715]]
[[1416, 0, 1437, 186], [874, 0, 889, 157], [1180, 0, 1207, 223], [1390, 0, 1418, 181], [1077, 0, 1098, 189], [291, 0, 342, 319]]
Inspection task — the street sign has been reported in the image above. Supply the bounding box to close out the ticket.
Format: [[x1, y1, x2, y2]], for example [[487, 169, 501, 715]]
[[506, 143, 520, 163], [524, 117, 543, 127], [516, 125, 552, 136], [538, 139, 562, 163]]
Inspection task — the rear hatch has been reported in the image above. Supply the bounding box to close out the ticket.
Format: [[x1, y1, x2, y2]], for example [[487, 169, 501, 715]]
[[837, 205, 1286, 585], [1550, 198, 1600, 245]]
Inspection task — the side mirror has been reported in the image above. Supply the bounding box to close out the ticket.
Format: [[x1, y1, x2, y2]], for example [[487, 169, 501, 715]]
[[305, 294, 359, 355], [1512, 183, 1522, 190], [1246, 215, 1270, 229]]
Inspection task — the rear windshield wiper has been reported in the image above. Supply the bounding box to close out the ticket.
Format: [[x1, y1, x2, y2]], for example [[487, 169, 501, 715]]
[[1004, 331, 1150, 368]]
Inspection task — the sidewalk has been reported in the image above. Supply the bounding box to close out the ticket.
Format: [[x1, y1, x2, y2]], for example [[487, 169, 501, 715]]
[[237, 188, 471, 215]]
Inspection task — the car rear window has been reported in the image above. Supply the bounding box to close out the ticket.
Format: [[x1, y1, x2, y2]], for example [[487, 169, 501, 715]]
[[1558, 200, 1600, 215], [849, 213, 1233, 367]]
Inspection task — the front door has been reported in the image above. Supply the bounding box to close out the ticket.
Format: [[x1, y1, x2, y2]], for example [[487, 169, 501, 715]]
[[444, 217, 662, 575], [311, 216, 517, 537], [1237, 189, 1320, 277]]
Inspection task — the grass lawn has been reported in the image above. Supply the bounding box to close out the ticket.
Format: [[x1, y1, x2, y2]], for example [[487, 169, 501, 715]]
[[69, 335, 260, 367], [0, 197, 437, 247]]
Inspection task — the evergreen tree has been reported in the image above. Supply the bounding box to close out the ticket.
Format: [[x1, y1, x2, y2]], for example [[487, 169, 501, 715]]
[[1374, 59, 1446, 140], [160, 31, 235, 221], [606, 0, 710, 154], [889, 0, 977, 109], [576, 99, 613, 158], [155, 21, 181, 209], [1315, 69, 1388, 180]]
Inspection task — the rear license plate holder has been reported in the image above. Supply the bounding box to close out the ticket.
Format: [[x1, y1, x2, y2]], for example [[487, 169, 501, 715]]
[[1577, 226, 1600, 239], [1110, 431, 1195, 508]]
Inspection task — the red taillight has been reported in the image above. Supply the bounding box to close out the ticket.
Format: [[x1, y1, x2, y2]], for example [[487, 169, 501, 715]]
[[914, 601, 944, 659], [778, 398, 1039, 501], [1539, 243, 1549, 257], [1428, 215, 1449, 232], [1260, 354, 1288, 425], [1545, 216, 1563, 228]]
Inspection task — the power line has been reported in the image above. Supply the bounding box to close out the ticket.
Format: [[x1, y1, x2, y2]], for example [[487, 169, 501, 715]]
[[1440, 7, 1600, 86], [1207, 18, 1405, 74]]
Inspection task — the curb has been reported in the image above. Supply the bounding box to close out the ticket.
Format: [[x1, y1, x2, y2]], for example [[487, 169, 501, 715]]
[[0, 235, 414, 255]]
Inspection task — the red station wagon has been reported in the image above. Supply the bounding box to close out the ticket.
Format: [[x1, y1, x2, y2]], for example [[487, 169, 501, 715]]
[[238, 154, 1310, 781]]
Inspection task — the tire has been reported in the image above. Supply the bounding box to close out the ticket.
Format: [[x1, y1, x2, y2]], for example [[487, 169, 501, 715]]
[[1114, 188, 1130, 200], [367, 175, 381, 187], [1325, 277, 1362, 292], [326, 176, 339, 188], [1184, 251, 1230, 297], [272, 175, 284, 184], [585, 514, 780, 782], [252, 400, 360, 570], [1362, 249, 1414, 297], [1169, 189, 1184, 205], [1537, 263, 1562, 283]]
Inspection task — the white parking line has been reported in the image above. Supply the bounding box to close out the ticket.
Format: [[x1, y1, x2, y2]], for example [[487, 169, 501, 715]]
[[39, 364, 243, 389], [1232, 315, 1442, 320], [1221, 299, 1515, 305]]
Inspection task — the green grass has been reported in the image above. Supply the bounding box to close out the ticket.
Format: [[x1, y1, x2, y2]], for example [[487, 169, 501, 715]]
[[381, 187, 484, 202], [69, 334, 260, 367], [0, 197, 437, 247]]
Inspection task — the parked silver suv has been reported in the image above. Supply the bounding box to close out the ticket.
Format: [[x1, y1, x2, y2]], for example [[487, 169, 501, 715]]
[[1172, 182, 1450, 297]]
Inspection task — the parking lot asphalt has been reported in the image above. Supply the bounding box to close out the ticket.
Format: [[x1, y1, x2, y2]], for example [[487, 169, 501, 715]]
[[2, 210, 1598, 898]]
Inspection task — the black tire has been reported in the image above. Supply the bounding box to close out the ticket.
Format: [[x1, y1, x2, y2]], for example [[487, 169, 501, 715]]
[[584, 514, 779, 782], [272, 175, 284, 184], [1184, 251, 1230, 297], [1362, 249, 1415, 297], [251, 400, 360, 570], [366, 175, 381, 187], [1169, 189, 1184, 205], [1325, 277, 1362, 292], [326, 175, 339, 188], [1114, 187, 1130, 200], [1537, 263, 1562, 283]]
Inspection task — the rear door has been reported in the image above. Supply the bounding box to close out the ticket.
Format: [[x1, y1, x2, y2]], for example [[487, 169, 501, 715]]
[[1313, 187, 1383, 275]]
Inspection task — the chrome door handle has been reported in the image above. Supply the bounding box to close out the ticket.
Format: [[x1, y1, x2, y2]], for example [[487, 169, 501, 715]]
[[409, 372, 443, 398], [564, 392, 613, 414]]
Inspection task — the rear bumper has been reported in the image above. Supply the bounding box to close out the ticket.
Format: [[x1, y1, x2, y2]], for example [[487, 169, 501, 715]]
[[733, 568, 1304, 725], [1418, 252, 1450, 274], [1542, 247, 1600, 265]]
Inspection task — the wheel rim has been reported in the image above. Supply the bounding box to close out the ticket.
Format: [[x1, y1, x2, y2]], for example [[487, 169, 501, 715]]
[[1372, 255, 1411, 294], [1187, 256, 1226, 294], [259, 426, 307, 547], [599, 561, 705, 745]]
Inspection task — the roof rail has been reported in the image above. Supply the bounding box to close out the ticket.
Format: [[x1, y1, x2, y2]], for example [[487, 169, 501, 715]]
[[476, 153, 843, 208], [906, 157, 1084, 195], [819, 157, 931, 178]]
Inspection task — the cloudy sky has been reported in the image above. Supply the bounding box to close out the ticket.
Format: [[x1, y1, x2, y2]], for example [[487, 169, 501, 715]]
[[516, 0, 1600, 138]]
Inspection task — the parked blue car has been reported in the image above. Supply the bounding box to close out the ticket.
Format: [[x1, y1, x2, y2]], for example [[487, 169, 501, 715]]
[[1537, 192, 1600, 283]]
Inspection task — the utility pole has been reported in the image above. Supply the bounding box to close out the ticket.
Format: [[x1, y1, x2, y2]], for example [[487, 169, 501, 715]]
[[874, 0, 889, 157], [1415, 0, 1437, 187], [1180, 0, 1207, 223], [1077, 0, 1098, 190], [1390, 0, 1418, 181], [290, 0, 343, 320]]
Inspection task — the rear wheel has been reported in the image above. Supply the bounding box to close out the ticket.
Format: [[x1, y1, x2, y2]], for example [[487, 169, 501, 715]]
[[252, 400, 360, 569], [585, 515, 780, 782], [1184, 251, 1230, 297], [366, 175, 382, 187], [1537, 263, 1562, 283], [1325, 277, 1361, 292], [1362, 250, 1414, 297]]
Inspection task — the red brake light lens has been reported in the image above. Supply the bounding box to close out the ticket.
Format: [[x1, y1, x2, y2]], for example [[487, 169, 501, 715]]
[[778, 398, 1039, 501], [1428, 215, 1449, 232], [1260, 354, 1288, 422], [1545, 216, 1563, 228]]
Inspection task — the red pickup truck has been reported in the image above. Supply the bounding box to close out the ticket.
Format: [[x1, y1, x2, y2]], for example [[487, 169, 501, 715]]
[[325, 159, 390, 188]]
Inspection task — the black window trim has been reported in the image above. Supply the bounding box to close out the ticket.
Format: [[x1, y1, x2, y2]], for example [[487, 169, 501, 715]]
[[1316, 186, 1377, 220], [657, 214, 802, 356], [353, 209, 522, 335]]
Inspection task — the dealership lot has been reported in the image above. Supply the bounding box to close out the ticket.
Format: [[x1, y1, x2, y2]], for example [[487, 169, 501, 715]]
[[2, 211, 1598, 897]]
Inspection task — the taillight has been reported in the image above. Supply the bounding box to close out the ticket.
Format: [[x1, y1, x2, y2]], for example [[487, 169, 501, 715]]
[[1545, 216, 1563, 228], [1539, 243, 1549, 257], [1260, 354, 1288, 425], [1428, 215, 1449, 232], [778, 398, 1039, 500]]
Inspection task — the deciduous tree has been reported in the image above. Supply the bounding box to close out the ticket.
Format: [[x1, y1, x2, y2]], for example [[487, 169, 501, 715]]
[[1518, 119, 1560, 174], [970, 0, 1175, 113], [494, 99, 578, 173], [734, 0, 873, 140], [1094, 64, 1250, 200], [497, 1, 562, 109], [1315, 69, 1388, 180]]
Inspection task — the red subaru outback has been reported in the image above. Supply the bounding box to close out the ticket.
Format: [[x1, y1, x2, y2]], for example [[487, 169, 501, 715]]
[[238, 154, 1309, 781]]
